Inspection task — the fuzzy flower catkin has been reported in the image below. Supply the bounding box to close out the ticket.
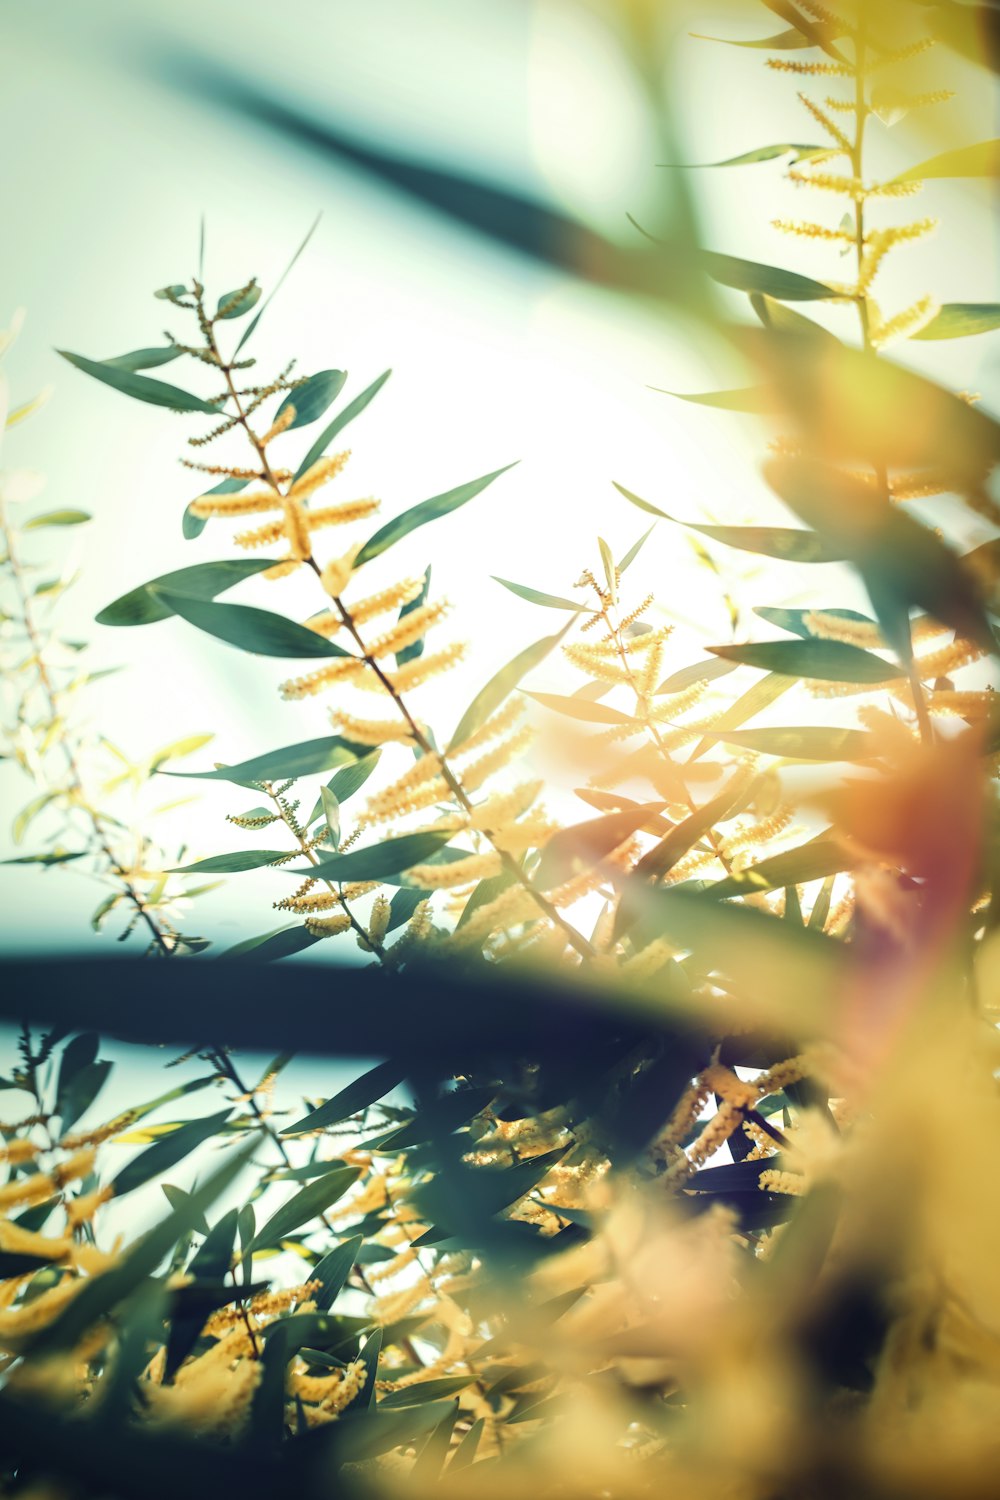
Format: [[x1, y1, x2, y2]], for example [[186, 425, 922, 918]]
[[288, 451, 351, 500], [279, 656, 367, 700], [366, 600, 449, 660], [407, 851, 503, 890], [328, 711, 416, 746], [305, 912, 352, 938], [320, 545, 363, 599], [366, 642, 467, 694]]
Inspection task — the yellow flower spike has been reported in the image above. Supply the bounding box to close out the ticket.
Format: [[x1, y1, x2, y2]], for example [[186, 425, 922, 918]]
[[870, 295, 940, 347], [189, 489, 283, 519], [279, 656, 367, 701], [259, 403, 297, 446], [460, 726, 536, 794], [320, 544, 363, 599], [362, 754, 446, 823], [304, 912, 352, 938], [797, 92, 853, 152], [407, 851, 503, 890], [362, 642, 467, 694], [328, 711, 417, 746], [288, 450, 351, 500], [0, 1221, 72, 1260], [300, 497, 380, 534], [0, 1175, 55, 1213], [365, 599, 450, 660]]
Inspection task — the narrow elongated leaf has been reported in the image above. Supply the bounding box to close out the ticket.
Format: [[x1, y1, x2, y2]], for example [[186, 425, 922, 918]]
[[160, 736, 359, 786], [97, 559, 276, 628], [448, 621, 573, 752], [293, 369, 392, 482], [693, 27, 809, 49], [112, 1109, 234, 1198], [306, 831, 452, 884], [630, 771, 756, 885], [380, 1376, 475, 1408], [753, 605, 876, 641], [168, 849, 287, 874], [611, 484, 842, 562], [618, 524, 655, 575], [702, 251, 841, 301], [56, 1060, 112, 1133], [30, 1140, 257, 1357], [765, 457, 995, 649], [707, 836, 854, 898], [355, 463, 516, 568], [58, 351, 221, 414], [55, 1033, 99, 1115], [283, 1059, 405, 1136], [150, 588, 354, 659], [705, 726, 878, 761], [395, 564, 433, 666], [104, 346, 183, 371], [274, 369, 347, 430], [536, 803, 669, 889], [657, 657, 739, 694], [664, 142, 824, 168], [913, 303, 1000, 340], [653, 385, 773, 412], [307, 751, 382, 826], [250, 1166, 360, 1249], [708, 639, 903, 682], [896, 138, 1000, 182], [218, 926, 321, 962], [234, 213, 321, 356], [750, 293, 838, 341], [526, 691, 634, 726], [809, 874, 836, 931], [23, 510, 91, 530], [493, 577, 583, 611], [688, 672, 794, 762], [216, 283, 262, 319], [311, 1235, 364, 1311]]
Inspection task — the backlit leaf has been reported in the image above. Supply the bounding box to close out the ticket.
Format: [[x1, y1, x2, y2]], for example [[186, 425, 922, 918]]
[[293, 369, 392, 482], [611, 485, 842, 562], [307, 831, 453, 884], [23, 510, 91, 530], [493, 577, 583, 612], [913, 303, 1000, 340], [250, 1166, 361, 1250], [59, 350, 221, 414], [702, 251, 842, 301], [160, 736, 359, 786], [97, 559, 277, 628], [283, 1060, 405, 1136], [355, 463, 516, 568], [708, 639, 903, 682], [895, 138, 1000, 183], [526, 691, 635, 726], [111, 1109, 234, 1198], [167, 850, 288, 874], [707, 836, 855, 898], [448, 621, 573, 752]]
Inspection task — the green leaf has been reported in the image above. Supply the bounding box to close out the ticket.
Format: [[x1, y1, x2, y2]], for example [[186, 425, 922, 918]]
[[97, 559, 277, 628], [111, 1108, 234, 1198], [657, 657, 739, 694], [629, 770, 756, 886], [250, 1166, 361, 1250], [526, 691, 634, 726], [764, 458, 995, 650], [55, 1032, 99, 1110], [708, 639, 903, 683], [702, 250, 842, 301], [896, 138, 1000, 183], [307, 751, 382, 825], [387, 885, 427, 932], [216, 282, 262, 319], [183, 476, 248, 541], [652, 386, 773, 412], [610, 485, 842, 562], [307, 831, 452, 884], [535, 802, 669, 889], [103, 346, 183, 372], [395, 565, 433, 667], [492, 577, 583, 612], [753, 605, 876, 641], [293, 369, 392, 482], [750, 293, 838, 342], [311, 1235, 364, 1311], [809, 874, 836, 931], [160, 735, 360, 787], [704, 726, 878, 761], [23, 510, 91, 530], [618, 525, 656, 575], [234, 213, 321, 357], [320, 786, 340, 849], [355, 463, 517, 568], [380, 1376, 475, 1408], [58, 1059, 109, 1133], [448, 621, 573, 752], [218, 926, 321, 962], [149, 588, 354, 659], [692, 27, 810, 49], [58, 350, 221, 414], [912, 303, 1000, 341], [167, 849, 287, 874], [31, 1139, 256, 1357], [154, 284, 189, 301], [0, 850, 87, 866], [283, 1059, 405, 1136], [707, 836, 854, 898], [274, 369, 347, 432], [664, 142, 825, 168], [688, 672, 794, 762]]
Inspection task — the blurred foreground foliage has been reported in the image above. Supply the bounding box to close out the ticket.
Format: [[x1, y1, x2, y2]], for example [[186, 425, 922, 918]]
[[3, 0, 1000, 1495]]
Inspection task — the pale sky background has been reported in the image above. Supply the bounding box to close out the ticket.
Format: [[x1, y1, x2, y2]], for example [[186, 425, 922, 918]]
[[2, 0, 998, 965]]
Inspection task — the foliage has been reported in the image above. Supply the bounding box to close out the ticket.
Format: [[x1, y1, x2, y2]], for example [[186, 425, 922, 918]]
[[2, 2, 1000, 1497]]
